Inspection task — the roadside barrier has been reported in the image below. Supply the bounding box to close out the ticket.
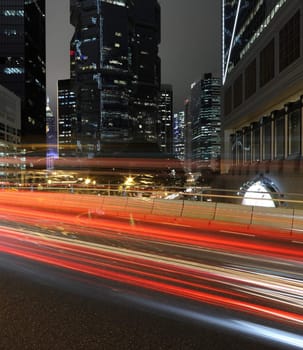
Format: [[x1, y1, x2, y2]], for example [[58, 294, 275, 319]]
[[0, 189, 301, 238]]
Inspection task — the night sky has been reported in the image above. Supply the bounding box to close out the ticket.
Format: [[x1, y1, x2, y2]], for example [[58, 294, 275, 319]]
[[46, 0, 221, 115]]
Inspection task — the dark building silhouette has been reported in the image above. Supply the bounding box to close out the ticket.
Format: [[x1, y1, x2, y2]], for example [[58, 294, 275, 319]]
[[69, 0, 161, 156], [0, 0, 46, 146], [70, 0, 132, 155], [130, 0, 161, 143]]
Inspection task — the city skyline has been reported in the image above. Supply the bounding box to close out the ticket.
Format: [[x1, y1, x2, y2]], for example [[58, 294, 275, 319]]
[[46, 0, 221, 115], [1, 3, 303, 350]]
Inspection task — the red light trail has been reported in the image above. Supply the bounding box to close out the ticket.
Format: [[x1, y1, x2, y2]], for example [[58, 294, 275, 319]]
[[0, 191, 303, 333]]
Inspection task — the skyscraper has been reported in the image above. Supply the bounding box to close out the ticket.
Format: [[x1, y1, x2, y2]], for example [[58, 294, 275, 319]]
[[190, 73, 221, 172], [46, 98, 57, 169], [130, 0, 161, 144], [183, 98, 192, 171], [173, 111, 185, 161], [57, 79, 77, 156], [0, 0, 46, 146], [158, 84, 173, 155], [0, 84, 21, 183], [69, 0, 161, 156]]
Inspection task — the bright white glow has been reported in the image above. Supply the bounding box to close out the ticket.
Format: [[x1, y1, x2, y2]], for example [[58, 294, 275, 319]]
[[122, 293, 303, 350], [242, 181, 275, 207], [235, 321, 303, 349], [222, 0, 225, 82]]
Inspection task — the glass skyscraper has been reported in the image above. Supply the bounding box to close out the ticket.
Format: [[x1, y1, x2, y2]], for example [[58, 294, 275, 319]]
[[130, 0, 161, 144], [0, 0, 46, 146], [158, 84, 173, 155], [57, 79, 77, 156], [173, 111, 185, 161], [190, 73, 221, 172], [69, 0, 161, 156]]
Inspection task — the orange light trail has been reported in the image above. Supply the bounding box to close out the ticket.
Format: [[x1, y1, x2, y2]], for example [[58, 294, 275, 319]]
[[0, 191, 303, 332], [0, 224, 302, 329]]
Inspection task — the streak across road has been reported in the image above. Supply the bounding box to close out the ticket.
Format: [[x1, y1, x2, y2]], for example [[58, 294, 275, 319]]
[[0, 191, 302, 348]]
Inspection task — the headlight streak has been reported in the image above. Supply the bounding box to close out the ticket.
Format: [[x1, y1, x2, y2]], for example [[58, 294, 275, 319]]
[[234, 320, 303, 349], [113, 294, 303, 349], [241, 288, 303, 310], [0, 225, 303, 330]]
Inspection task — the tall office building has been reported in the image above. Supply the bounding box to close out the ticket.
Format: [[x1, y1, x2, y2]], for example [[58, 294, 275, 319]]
[[183, 98, 192, 171], [158, 84, 173, 155], [221, 0, 303, 196], [69, 0, 161, 156], [173, 111, 185, 161], [131, 0, 161, 144], [0, 1, 46, 146], [190, 73, 221, 172], [57, 79, 77, 156], [46, 98, 57, 169], [0, 84, 22, 183]]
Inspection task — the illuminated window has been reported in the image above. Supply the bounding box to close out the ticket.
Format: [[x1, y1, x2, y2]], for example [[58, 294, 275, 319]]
[[3, 10, 24, 16], [4, 29, 17, 36], [4, 67, 24, 74]]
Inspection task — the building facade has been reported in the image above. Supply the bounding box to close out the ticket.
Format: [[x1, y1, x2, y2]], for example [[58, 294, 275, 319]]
[[190, 73, 221, 172], [158, 84, 173, 155], [130, 0, 161, 144], [57, 79, 77, 156], [183, 98, 192, 171], [221, 0, 303, 198], [69, 0, 160, 156], [0, 0, 46, 146], [46, 98, 57, 170], [173, 111, 185, 161], [0, 84, 22, 183]]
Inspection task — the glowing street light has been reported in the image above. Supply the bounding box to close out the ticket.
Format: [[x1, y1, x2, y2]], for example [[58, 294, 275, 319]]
[[84, 178, 91, 185], [124, 176, 134, 187]]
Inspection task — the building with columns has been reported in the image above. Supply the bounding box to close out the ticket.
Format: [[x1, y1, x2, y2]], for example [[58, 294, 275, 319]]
[[220, 0, 303, 201]]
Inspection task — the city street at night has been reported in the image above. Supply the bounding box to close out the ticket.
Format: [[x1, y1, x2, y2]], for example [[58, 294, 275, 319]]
[[1, 1, 303, 349]]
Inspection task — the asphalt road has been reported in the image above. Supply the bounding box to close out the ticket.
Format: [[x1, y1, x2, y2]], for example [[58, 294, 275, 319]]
[[0, 253, 281, 350]]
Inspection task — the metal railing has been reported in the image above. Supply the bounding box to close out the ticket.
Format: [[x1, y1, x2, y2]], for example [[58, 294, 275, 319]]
[[4, 184, 303, 209], [1, 186, 302, 237]]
